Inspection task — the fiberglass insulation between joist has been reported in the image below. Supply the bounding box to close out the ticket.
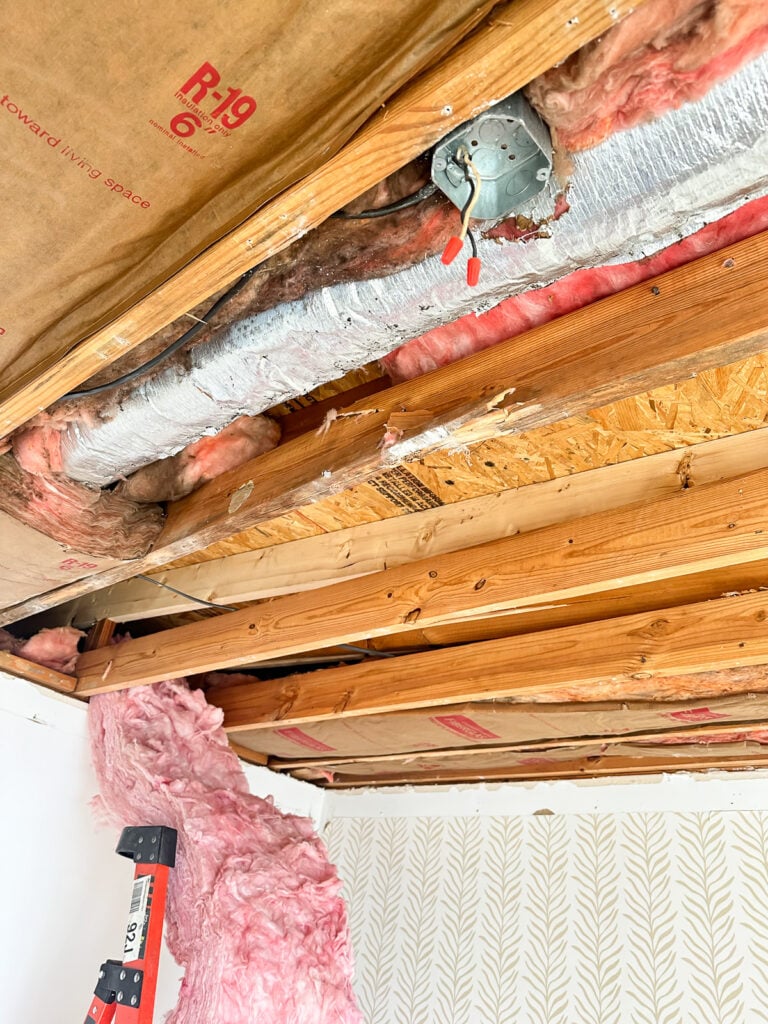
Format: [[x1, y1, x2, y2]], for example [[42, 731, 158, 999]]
[[59, 52, 768, 486], [89, 679, 362, 1024]]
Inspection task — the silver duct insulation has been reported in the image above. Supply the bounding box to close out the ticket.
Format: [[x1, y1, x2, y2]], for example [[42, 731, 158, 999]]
[[63, 54, 768, 486]]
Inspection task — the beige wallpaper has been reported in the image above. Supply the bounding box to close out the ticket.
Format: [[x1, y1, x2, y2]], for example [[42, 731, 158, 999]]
[[325, 811, 768, 1024]]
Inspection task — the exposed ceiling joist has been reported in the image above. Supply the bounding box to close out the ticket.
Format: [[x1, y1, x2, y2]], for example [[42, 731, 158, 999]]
[[317, 753, 768, 788], [5, 229, 768, 628], [395, 560, 768, 648], [75, 466, 768, 693], [0, 0, 641, 439], [0, 651, 76, 694], [51, 424, 768, 626], [213, 589, 768, 730]]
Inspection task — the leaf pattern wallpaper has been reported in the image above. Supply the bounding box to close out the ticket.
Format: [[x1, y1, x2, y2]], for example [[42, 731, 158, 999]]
[[325, 811, 768, 1024]]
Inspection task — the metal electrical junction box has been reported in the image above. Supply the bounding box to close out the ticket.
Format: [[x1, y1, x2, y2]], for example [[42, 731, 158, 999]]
[[431, 92, 553, 221]]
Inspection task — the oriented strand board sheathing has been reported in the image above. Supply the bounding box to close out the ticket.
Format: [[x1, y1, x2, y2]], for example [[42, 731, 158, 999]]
[[165, 350, 768, 569]]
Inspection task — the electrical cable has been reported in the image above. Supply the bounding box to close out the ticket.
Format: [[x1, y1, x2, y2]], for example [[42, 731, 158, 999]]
[[458, 153, 481, 239], [337, 642, 398, 659], [331, 181, 438, 220], [134, 576, 398, 658], [63, 267, 259, 400], [136, 574, 238, 612]]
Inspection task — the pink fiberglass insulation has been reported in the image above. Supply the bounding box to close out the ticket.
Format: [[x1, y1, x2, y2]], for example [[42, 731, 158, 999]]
[[117, 414, 281, 503], [14, 413, 279, 504], [527, 0, 768, 151], [382, 194, 768, 381], [0, 453, 163, 559], [518, 665, 768, 704], [0, 625, 83, 673], [89, 680, 362, 1024]]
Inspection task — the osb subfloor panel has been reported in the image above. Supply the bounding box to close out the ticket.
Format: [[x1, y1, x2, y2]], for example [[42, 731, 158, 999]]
[[166, 350, 768, 569]]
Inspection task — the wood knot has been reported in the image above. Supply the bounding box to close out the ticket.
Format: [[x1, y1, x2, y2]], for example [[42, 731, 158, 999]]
[[404, 607, 422, 624], [474, 578, 487, 591]]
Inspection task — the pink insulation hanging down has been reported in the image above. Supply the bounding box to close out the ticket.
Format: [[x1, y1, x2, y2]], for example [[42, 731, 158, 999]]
[[88, 680, 362, 1024]]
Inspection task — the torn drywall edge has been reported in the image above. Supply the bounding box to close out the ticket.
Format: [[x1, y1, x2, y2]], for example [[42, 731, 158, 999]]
[[323, 770, 768, 820], [61, 51, 768, 485]]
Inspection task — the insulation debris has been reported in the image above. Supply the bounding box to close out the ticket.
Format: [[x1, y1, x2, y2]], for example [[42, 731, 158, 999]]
[[57, 52, 768, 485], [0, 454, 163, 560], [118, 415, 281, 503], [89, 680, 361, 1024], [382, 193, 768, 380], [0, 626, 83, 673], [527, 0, 768, 151]]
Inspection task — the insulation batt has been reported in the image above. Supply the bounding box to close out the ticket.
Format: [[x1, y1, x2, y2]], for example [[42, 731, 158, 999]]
[[0, 453, 163, 559], [89, 680, 362, 1024], [0, 625, 83, 673], [58, 52, 768, 485], [117, 414, 281, 503], [514, 665, 768, 704], [382, 194, 768, 380], [527, 0, 768, 150]]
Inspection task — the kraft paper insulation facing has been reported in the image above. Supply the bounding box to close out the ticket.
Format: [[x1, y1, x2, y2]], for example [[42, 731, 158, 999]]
[[89, 680, 361, 1024], [0, 0, 496, 393], [58, 51, 768, 486]]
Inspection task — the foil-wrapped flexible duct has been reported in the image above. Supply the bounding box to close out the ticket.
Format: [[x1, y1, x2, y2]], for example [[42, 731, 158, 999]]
[[62, 53, 768, 486]]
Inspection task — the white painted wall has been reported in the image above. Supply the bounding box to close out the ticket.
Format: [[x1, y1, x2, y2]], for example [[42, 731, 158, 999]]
[[0, 674, 323, 1023]]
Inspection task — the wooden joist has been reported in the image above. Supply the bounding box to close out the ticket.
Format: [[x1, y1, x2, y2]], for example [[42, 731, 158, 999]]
[[5, 229, 768, 628], [383, 561, 768, 649], [213, 589, 768, 729], [318, 753, 768, 788], [53, 425, 768, 626], [74, 466, 768, 694], [0, 0, 640, 438], [0, 651, 77, 694]]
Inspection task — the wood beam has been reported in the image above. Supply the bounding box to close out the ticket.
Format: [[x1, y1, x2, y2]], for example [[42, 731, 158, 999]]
[[319, 754, 768, 788], [394, 560, 768, 648], [212, 589, 768, 730], [5, 229, 768, 627], [75, 467, 768, 693], [0, 651, 77, 694], [0, 0, 638, 438], [52, 426, 768, 626]]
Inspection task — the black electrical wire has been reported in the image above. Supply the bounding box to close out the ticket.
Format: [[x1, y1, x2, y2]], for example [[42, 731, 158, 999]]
[[331, 181, 438, 220], [467, 228, 478, 258], [337, 643, 397, 659], [63, 267, 259, 401], [136, 574, 238, 612], [134, 576, 399, 658]]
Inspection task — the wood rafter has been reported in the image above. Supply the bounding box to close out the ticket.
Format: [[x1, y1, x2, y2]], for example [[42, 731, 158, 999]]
[[52, 425, 768, 626], [317, 753, 768, 788], [0, 651, 76, 694], [74, 467, 768, 694], [209, 589, 768, 730], [5, 229, 768, 628]]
